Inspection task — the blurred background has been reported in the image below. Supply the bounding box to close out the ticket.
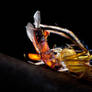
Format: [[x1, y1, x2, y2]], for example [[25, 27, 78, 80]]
[[0, 1, 92, 60]]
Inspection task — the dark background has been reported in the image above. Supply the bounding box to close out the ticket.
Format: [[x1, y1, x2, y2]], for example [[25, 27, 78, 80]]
[[0, 1, 92, 60], [0, 1, 92, 92]]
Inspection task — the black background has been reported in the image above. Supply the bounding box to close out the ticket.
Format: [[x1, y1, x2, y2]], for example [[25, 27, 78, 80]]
[[0, 1, 92, 60], [0, 1, 92, 92]]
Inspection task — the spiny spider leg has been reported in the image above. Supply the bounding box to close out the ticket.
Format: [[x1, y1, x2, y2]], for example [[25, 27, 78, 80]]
[[40, 24, 87, 52]]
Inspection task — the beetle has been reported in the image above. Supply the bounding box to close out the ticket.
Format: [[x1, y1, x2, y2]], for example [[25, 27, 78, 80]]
[[26, 11, 92, 80]]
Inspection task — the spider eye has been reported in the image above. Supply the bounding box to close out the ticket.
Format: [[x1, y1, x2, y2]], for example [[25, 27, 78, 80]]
[[54, 52, 57, 55]]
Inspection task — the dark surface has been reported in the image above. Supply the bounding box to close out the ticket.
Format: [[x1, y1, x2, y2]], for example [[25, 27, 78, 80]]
[[0, 53, 92, 92]]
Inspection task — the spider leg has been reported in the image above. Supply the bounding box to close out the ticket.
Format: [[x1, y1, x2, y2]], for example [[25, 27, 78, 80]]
[[58, 61, 69, 72], [40, 24, 87, 52], [58, 67, 69, 72], [27, 60, 45, 65]]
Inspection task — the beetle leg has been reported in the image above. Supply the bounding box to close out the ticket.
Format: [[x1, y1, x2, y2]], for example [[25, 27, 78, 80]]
[[27, 60, 45, 65]]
